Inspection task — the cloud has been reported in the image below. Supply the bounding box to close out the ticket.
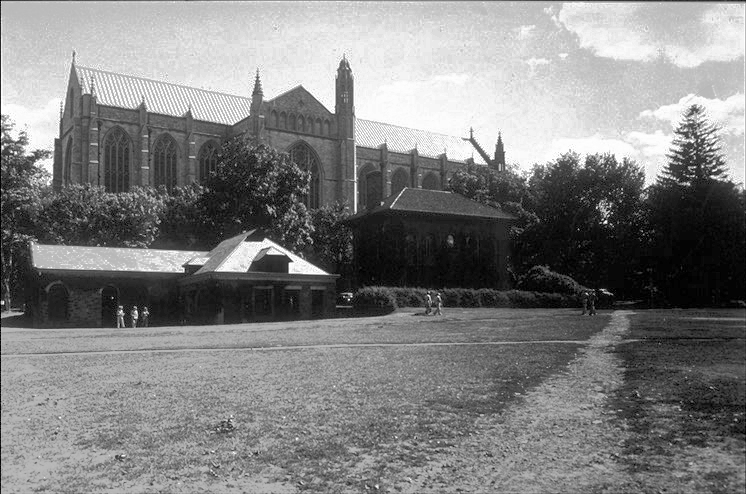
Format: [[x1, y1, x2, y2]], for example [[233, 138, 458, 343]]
[[1, 98, 60, 174], [378, 73, 471, 96], [525, 57, 551, 70], [625, 130, 671, 158], [557, 3, 745, 67], [639, 93, 745, 135], [515, 25, 536, 40], [544, 133, 638, 161], [558, 53, 569, 60]]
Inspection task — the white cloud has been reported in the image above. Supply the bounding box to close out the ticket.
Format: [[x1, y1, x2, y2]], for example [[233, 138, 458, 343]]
[[525, 57, 551, 70], [515, 25, 536, 40], [557, 3, 745, 67], [625, 130, 671, 158], [544, 133, 638, 161], [639, 93, 745, 135], [1, 98, 60, 175]]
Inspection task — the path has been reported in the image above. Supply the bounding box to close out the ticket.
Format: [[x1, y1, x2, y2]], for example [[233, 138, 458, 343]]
[[397, 310, 634, 493]]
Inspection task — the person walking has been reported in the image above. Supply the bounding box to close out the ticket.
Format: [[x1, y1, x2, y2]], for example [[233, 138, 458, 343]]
[[588, 290, 597, 316], [116, 305, 125, 328], [425, 291, 433, 315], [581, 290, 589, 315], [130, 306, 139, 328], [435, 292, 443, 316], [141, 306, 150, 328]]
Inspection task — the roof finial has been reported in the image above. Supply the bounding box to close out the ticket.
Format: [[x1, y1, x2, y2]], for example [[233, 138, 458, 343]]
[[252, 68, 263, 97], [469, 127, 474, 139], [72, 49, 76, 65]]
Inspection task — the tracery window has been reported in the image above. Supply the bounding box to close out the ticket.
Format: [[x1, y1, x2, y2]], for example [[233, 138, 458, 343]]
[[153, 134, 178, 189], [103, 127, 130, 193], [198, 141, 219, 182], [391, 169, 409, 197], [288, 142, 321, 209], [422, 172, 440, 190]]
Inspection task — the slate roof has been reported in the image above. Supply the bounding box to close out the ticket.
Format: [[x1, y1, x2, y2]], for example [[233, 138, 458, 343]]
[[73, 65, 486, 162], [31, 243, 206, 273], [75, 65, 253, 125], [347, 188, 517, 222], [356, 119, 488, 164]]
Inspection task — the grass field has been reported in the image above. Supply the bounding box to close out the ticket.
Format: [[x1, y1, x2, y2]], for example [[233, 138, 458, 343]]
[[1, 307, 744, 493]]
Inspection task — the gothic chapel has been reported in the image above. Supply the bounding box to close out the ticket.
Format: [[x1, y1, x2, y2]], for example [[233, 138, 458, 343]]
[[54, 53, 507, 213]]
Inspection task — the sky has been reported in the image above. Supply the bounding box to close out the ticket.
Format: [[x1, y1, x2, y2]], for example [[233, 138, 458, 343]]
[[1, 1, 744, 186]]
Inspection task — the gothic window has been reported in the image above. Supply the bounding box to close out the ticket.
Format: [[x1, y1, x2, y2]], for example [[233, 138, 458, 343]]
[[281, 112, 287, 129], [316, 118, 323, 135], [153, 134, 178, 189], [289, 113, 296, 131], [364, 170, 382, 210], [307, 118, 314, 134], [298, 115, 305, 132], [324, 120, 330, 136], [48, 282, 68, 322], [64, 137, 72, 185], [288, 142, 321, 209], [422, 172, 440, 190], [271, 110, 278, 128], [391, 169, 409, 197], [198, 141, 219, 182], [103, 127, 131, 193]]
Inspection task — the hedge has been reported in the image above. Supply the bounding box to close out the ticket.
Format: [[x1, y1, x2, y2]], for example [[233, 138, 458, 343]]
[[352, 286, 579, 309], [516, 265, 588, 296]]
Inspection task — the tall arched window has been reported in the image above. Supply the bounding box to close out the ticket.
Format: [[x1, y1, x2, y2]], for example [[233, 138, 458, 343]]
[[153, 134, 178, 189], [103, 127, 131, 193], [281, 112, 287, 129], [64, 137, 73, 185], [422, 172, 440, 190], [288, 142, 321, 209], [198, 141, 219, 182], [48, 282, 69, 322], [391, 168, 409, 197], [271, 110, 278, 128], [359, 164, 381, 211]]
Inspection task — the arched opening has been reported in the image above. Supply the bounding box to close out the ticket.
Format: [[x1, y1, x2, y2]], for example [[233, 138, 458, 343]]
[[288, 141, 321, 209], [280, 112, 287, 129], [391, 168, 409, 197], [103, 127, 131, 193], [422, 172, 440, 190], [153, 134, 178, 189], [271, 110, 278, 128], [198, 141, 219, 182], [101, 285, 119, 327], [47, 282, 68, 322], [358, 164, 382, 211]]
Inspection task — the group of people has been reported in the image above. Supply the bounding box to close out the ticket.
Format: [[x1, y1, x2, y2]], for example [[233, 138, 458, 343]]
[[116, 305, 150, 328], [581, 290, 597, 316], [424, 290, 443, 316]]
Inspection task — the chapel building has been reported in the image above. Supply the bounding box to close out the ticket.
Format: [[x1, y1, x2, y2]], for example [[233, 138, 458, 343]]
[[53, 53, 506, 212]]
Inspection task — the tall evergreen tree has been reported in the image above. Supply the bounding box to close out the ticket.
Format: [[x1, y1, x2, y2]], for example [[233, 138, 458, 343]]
[[659, 104, 728, 186]]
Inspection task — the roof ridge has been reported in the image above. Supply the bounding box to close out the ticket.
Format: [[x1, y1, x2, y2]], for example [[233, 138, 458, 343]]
[[34, 242, 207, 254], [389, 187, 408, 209], [76, 65, 250, 101]]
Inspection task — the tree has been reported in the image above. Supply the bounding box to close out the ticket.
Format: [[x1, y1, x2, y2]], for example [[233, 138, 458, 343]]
[[646, 104, 745, 305], [307, 201, 353, 273], [658, 104, 728, 187], [198, 139, 314, 252], [37, 184, 165, 248], [523, 152, 646, 296], [152, 183, 205, 249], [1, 114, 50, 311]]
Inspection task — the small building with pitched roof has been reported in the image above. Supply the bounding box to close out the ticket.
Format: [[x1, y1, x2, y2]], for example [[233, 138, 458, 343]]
[[54, 54, 507, 214], [26, 230, 337, 328], [345, 188, 517, 289]]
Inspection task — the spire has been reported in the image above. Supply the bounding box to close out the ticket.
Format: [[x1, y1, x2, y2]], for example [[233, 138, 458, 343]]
[[494, 131, 506, 171], [72, 49, 76, 65], [252, 68, 263, 97], [59, 100, 63, 120]]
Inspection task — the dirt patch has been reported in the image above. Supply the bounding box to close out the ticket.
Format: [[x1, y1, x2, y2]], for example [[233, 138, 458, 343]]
[[391, 310, 634, 493]]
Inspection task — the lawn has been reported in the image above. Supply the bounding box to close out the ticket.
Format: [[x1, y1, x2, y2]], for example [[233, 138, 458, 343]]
[[1, 308, 603, 493]]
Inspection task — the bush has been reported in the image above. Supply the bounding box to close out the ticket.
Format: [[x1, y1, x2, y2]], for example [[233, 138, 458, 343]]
[[517, 265, 587, 295], [351, 286, 578, 309], [352, 286, 397, 313]]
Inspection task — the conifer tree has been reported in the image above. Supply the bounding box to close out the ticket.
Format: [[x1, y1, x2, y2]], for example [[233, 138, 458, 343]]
[[659, 104, 728, 186]]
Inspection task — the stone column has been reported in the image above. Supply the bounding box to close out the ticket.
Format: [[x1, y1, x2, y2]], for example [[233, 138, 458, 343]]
[[140, 125, 150, 186], [380, 143, 391, 198], [439, 153, 448, 190], [411, 148, 420, 188]]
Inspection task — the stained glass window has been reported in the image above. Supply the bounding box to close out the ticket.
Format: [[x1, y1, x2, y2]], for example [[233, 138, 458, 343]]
[[103, 127, 130, 193], [289, 142, 320, 209], [153, 135, 178, 189], [198, 142, 218, 182]]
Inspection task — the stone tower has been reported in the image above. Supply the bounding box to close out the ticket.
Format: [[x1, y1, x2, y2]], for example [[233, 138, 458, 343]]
[[494, 132, 505, 171], [335, 55, 357, 210]]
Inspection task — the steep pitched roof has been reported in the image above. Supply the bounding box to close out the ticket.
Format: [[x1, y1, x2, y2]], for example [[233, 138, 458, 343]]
[[356, 119, 488, 164], [75, 65, 252, 125], [73, 65, 488, 163], [31, 243, 206, 273], [194, 230, 329, 276], [347, 188, 517, 222]]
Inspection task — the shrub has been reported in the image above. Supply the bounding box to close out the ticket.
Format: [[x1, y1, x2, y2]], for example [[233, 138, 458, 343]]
[[389, 287, 427, 308], [352, 286, 397, 312], [517, 265, 587, 295]]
